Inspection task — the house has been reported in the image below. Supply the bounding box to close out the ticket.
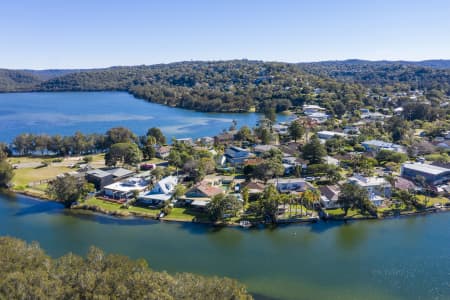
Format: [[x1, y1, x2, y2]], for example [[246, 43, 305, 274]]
[[317, 131, 347, 140], [269, 178, 314, 193], [343, 126, 360, 135], [348, 174, 391, 206], [401, 163, 450, 186], [361, 140, 406, 153], [183, 181, 224, 209], [185, 181, 224, 199], [394, 177, 417, 191], [85, 169, 114, 190], [319, 185, 341, 209], [198, 136, 214, 146], [307, 112, 329, 123], [325, 156, 339, 166], [155, 146, 171, 159], [106, 168, 135, 180], [138, 176, 178, 206], [303, 104, 326, 116], [272, 124, 288, 135], [225, 146, 253, 165], [175, 138, 194, 145], [279, 142, 302, 157], [214, 132, 235, 145], [104, 177, 149, 200], [240, 181, 266, 201], [254, 144, 277, 156]]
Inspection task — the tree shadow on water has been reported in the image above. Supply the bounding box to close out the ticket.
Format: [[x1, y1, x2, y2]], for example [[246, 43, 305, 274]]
[[14, 201, 63, 217], [66, 210, 159, 226]]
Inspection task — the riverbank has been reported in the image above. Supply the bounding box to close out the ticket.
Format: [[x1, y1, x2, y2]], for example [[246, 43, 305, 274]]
[[9, 189, 450, 229]]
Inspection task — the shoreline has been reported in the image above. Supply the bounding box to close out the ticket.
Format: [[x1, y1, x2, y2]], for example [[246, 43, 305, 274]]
[[9, 190, 450, 227]]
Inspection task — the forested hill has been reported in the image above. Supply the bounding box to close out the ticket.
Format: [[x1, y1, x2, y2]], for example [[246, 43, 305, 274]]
[[0, 69, 42, 91], [297, 60, 450, 92], [2, 60, 360, 113], [1, 59, 449, 113], [0, 68, 84, 91]]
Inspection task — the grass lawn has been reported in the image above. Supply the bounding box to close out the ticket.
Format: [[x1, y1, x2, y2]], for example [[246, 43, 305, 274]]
[[416, 195, 449, 207], [7, 157, 46, 164], [84, 198, 159, 217], [12, 165, 72, 187], [279, 204, 312, 218], [142, 157, 166, 164], [164, 207, 209, 222], [325, 208, 365, 218]]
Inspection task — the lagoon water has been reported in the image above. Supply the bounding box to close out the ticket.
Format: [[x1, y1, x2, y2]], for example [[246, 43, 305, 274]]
[[0, 92, 289, 142], [1, 193, 449, 300]]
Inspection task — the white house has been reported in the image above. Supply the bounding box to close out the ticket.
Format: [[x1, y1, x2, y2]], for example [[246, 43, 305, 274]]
[[319, 185, 341, 209], [317, 131, 348, 140], [361, 140, 406, 153], [303, 104, 326, 116], [348, 174, 391, 206], [138, 176, 178, 206], [307, 112, 329, 123], [104, 177, 149, 200]]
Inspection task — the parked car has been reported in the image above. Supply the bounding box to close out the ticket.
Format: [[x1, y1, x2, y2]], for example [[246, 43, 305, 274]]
[[140, 163, 156, 170]]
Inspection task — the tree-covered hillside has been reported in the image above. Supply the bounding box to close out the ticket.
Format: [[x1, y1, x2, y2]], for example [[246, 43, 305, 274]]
[[0, 236, 252, 299], [298, 60, 450, 93], [1, 59, 449, 113], [0, 69, 42, 91]]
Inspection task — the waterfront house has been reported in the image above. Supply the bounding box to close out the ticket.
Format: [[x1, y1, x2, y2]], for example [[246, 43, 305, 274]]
[[104, 177, 149, 200], [85, 169, 114, 190], [319, 185, 341, 209], [269, 178, 314, 193], [106, 168, 135, 180], [401, 163, 450, 186], [348, 174, 391, 206], [183, 181, 224, 209], [138, 176, 178, 206], [240, 181, 266, 200]]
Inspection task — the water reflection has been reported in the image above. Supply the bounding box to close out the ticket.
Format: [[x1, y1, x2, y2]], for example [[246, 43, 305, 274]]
[[334, 221, 369, 251], [1, 193, 450, 300]]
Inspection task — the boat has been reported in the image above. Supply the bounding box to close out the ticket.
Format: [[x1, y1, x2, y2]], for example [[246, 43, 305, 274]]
[[239, 220, 252, 228]]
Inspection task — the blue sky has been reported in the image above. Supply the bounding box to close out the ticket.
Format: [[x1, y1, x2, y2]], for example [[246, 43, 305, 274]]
[[1, 0, 449, 69]]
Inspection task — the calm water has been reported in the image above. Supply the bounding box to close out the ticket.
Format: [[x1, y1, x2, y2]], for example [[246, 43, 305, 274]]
[[1, 193, 449, 300], [0, 92, 289, 142]]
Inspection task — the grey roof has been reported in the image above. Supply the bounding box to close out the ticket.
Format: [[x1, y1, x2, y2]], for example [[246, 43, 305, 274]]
[[86, 169, 111, 178], [402, 163, 450, 176], [106, 168, 134, 178]]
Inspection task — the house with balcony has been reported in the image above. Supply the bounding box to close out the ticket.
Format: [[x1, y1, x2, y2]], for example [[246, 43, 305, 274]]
[[138, 176, 178, 206], [224, 146, 253, 165], [348, 174, 391, 206]]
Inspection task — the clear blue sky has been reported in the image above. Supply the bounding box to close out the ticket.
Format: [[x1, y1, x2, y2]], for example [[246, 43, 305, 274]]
[[1, 0, 449, 69]]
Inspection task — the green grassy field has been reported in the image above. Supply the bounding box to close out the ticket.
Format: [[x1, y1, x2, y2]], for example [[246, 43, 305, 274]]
[[164, 207, 209, 222], [12, 165, 72, 187]]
